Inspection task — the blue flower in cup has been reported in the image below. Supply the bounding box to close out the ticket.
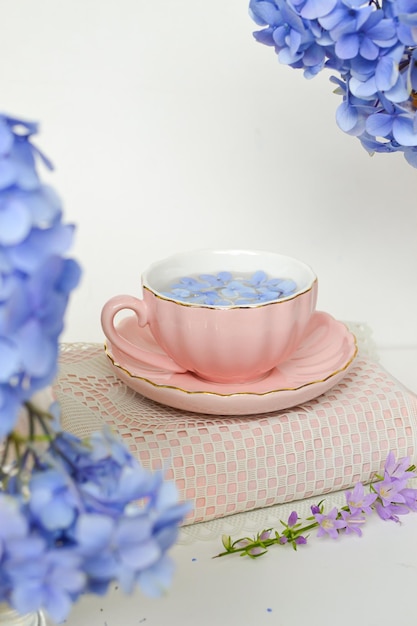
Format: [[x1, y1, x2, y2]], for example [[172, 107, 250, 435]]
[[170, 276, 209, 290], [198, 271, 233, 287], [257, 287, 282, 302], [163, 286, 230, 306], [220, 280, 256, 302], [169, 288, 191, 301], [271, 279, 297, 295], [190, 291, 221, 305], [246, 270, 269, 287], [246, 272, 297, 297], [235, 289, 280, 305], [199, 290, 230, 306]]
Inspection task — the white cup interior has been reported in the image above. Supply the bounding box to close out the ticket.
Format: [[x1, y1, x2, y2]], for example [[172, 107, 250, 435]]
[[142, 249, 316, 305]]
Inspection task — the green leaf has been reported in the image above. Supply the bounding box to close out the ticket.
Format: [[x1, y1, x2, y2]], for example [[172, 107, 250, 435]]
[[221, 534, 232, 551]]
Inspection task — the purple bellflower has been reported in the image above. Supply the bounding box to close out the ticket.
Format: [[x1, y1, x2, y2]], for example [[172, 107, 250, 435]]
[[215, 453, 417, 559]]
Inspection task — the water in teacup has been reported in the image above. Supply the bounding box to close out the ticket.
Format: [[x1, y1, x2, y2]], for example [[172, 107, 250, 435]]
[[160, 270, 298, 306]]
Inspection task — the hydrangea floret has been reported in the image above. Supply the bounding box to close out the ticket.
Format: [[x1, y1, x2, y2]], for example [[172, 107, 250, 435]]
[[0, 115, 190, 622], [215, 452, 417, 559], [249, 0, 417, 165]]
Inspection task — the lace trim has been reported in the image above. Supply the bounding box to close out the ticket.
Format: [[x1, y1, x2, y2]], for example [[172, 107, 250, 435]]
[[57, 321, 394, 544]]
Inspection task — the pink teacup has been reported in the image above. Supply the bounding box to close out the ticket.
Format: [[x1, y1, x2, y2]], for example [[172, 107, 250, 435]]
[[101, 249, 318, 384]]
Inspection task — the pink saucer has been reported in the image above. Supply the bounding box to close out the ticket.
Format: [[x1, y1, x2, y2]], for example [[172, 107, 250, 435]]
[[104, 311, 357, 416]]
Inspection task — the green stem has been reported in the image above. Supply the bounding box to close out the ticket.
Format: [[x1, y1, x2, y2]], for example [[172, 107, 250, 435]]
[[214, 520, 320, 559], [28, 407, 35, 441], [12, 435, 21, 464], [0, 436, 11, 475], [213, 537, 277, 559], [25, 401, 54, 423]]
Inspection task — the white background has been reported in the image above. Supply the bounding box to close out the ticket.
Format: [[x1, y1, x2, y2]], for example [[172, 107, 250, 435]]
[[0, 0, 416, 349], [1, 6, 417, 624]]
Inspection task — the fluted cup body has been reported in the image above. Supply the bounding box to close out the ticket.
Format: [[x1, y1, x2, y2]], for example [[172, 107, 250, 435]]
[[101, 250, 318, 384]]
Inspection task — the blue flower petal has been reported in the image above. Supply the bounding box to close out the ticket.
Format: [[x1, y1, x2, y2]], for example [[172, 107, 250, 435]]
[[0, 284, 31, 335], [301, 0, 337, 19], [253, 26, 276, 46], [24, 185, 62, 226], [118, 538, 160, 570], [0, 273, 21, 300], [251, 0, 282, 25], [383, 75, 410, 103], [288, 29, 303, 55], [335, 34, 360, 60], [0, 198, 32, 245], [278, 0, 305, 32], [375, 55, 399, 91], [319, 7, 347, 30], [359, 37, 379, 61], [10, 140, 40, 191], [76, 514, 114, 554], [217, 271, 233, 282], [368, 18, 397, 43], [56, 258, 82, 293], [303, 43, 325, 66], [404, 147, 417, 166], [10, 224, 76, 272], [336, 101, 359, 132], [0, 159, 16, 190], [0, 338, 20, 381], [16, 319, 55, 378], [257, 289, 280, 302], [0, 388, 20, 436], [393, 116, 417, 146], [234, 297, 254, 305], [171, 288, 190, 298], [138, 554, 175, 598], [0, 118, 13, 155], [221, 287, 238, 298], [349, 75, 377, 97], [365, 113, 394, 137], [278, 279, 298, 294]]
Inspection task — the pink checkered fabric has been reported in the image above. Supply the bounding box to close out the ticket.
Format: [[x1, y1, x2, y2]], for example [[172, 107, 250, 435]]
[[55, 345, 417, 525]]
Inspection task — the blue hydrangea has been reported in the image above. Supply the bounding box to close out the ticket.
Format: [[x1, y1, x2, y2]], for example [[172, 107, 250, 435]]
[[0, 115, 189, 622], [0, 114, 81, 436], [0, 426, 190, 622], [249, 0, 417, 165]]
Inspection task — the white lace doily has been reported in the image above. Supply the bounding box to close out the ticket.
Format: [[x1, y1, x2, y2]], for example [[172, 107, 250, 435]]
[[55, 322, 416, 546]]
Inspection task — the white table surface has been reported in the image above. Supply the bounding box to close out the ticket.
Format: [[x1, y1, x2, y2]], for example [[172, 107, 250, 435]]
[[63, 347, 417, 626]]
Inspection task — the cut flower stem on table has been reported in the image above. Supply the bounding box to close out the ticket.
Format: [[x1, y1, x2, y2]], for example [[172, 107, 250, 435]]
[[215, 452, 417, 559]]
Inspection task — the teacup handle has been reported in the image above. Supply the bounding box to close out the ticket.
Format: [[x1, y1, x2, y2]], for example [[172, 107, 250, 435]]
[[101, 295, 187, 374]]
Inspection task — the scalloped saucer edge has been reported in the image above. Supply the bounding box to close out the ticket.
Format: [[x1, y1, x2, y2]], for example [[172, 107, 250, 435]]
[[103, 311, 358, 416]]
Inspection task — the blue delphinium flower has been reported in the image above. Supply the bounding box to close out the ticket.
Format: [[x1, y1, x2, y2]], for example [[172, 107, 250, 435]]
[[249, 0, 417, 165], [0, 114, 81, 437]]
